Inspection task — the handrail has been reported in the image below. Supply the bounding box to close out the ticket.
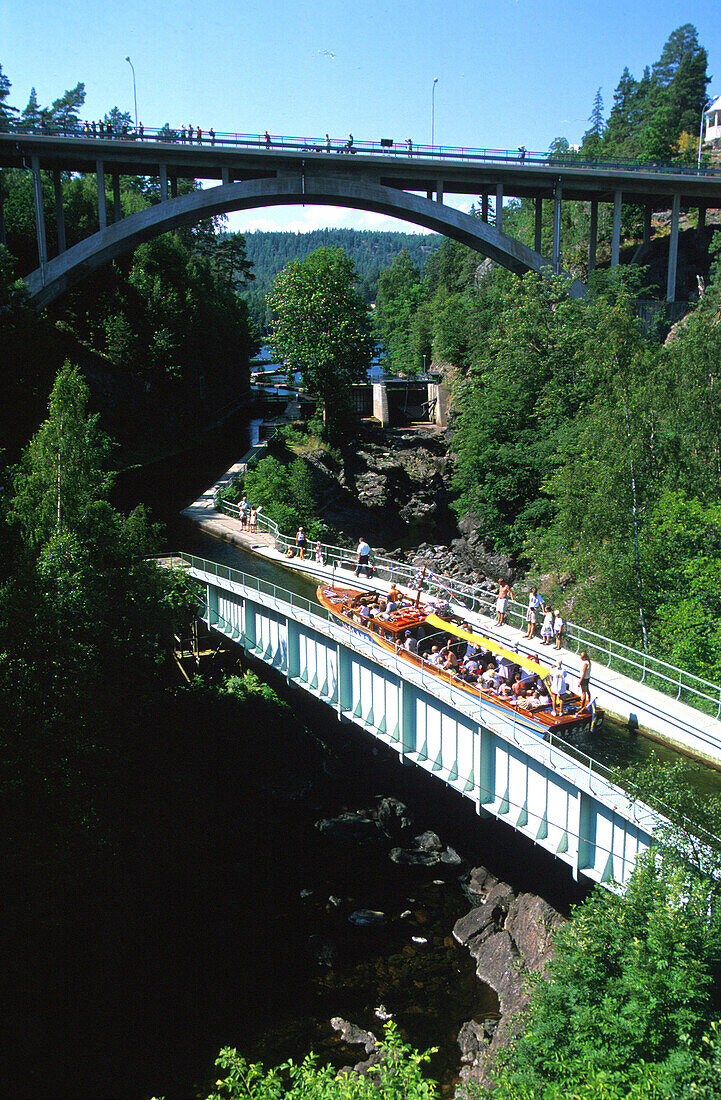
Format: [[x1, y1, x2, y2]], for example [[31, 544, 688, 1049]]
[[168, 549, 721, 851], [4, 125, 720, 179], [212, 501, 721, 722]]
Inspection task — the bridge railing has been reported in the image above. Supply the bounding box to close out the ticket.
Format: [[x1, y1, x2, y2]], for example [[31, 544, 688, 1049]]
[[215, 500, 721, 721], [167, 550, 721, 855], [4, 124, 720, 178]]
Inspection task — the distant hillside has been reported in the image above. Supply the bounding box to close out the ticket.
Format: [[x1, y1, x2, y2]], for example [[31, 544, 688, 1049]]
[[238, 228, 441, 332]]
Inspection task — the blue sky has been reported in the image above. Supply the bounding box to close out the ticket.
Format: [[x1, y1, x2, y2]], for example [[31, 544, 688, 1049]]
[[4, 0, 720, 234]]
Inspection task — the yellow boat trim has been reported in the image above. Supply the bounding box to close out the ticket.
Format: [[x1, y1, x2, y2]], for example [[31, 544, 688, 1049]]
[[424, 613, 553, 679]]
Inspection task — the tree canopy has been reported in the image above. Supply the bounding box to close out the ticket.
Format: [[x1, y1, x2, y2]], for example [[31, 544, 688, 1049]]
[[267, 247, 373, 444]]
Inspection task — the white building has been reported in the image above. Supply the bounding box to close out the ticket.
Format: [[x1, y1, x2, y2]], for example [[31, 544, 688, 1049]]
[[705, 94, 721, 143]]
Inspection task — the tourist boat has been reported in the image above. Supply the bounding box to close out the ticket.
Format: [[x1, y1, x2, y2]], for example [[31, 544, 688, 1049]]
[[317, 583, 601, 738]]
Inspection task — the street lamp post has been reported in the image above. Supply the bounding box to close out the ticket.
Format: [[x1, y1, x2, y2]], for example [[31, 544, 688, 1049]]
[[125, 56, 138, 132], [698, 97, 710, 170], [431, 77, 438, 152]]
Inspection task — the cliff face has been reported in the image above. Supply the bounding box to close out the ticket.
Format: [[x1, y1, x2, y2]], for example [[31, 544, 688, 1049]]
[[303, 423, 459, 544], [453, 866, 566, 1096]]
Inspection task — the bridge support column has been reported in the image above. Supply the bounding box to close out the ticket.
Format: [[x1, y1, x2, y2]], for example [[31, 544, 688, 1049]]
[[643, 203, 652, 246], [481, 193, 489, 223], [477, 724, 495, 812], [31, 155, 48, 269], [588, 200, 598, 273], [337, 643, 353, 718], [171, 176, 178, 198], [96, 161, 107, 230], [611, 190, 622, 267], [552, 183, 562, 273], [399, 680, 416, 759], [159, 164, 169, 201], [495, 183, 503, 231], [534, 196, 542, 254], [112, 172, 121, 223], [436, 180, 443, 203], [286, 619, 300, 681], [666, 192, 681, 302], [53, 171, 66, 254]]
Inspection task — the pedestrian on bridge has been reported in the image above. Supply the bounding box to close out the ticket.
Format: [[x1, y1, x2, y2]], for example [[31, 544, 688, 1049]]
[[265, 130, 271, 149], [325, 133, 331, 151], [188, 125, 194, 144], [577, 651, 591, 712], [209, 127, 215, 145], [180, 125, 186, 143], [495, 579, 513, 626], [296, 526, 307, 560], [406, 137, 413, 157], [355, 537, 372, 578]]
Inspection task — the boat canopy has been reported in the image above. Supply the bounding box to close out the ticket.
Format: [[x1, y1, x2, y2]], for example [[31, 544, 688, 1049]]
[[424, 613, 553, 679]]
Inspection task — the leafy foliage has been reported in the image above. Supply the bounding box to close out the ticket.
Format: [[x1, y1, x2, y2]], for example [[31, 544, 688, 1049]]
[[206, 1021, 438, 1099], [490, 850, 721, 1098], [267, 247, 373, 445]]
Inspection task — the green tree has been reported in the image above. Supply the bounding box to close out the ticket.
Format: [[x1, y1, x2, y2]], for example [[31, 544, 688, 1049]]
[[9, 362, 113, 551], [267, 247, 373, 445], [47, 81, 86, 133], [374, 249, 425, 374], [581, 88, 605, 157], [491, 850, 721, 1097], [19, 86, 43, 132], [0, 63, 18, 129]]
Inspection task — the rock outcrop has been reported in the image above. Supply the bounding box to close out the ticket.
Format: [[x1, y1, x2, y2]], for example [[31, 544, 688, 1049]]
[[452, 867, 565, 1095]]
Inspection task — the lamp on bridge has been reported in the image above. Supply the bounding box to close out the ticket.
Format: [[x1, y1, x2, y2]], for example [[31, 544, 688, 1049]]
[[432, 77, 439, 152], [125, 56, 138, 133]]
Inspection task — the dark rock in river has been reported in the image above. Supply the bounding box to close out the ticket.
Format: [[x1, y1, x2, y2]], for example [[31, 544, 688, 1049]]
[[315, 810, 381, 843], [375, 796, 414, 839], [348, 909, 387, 927]]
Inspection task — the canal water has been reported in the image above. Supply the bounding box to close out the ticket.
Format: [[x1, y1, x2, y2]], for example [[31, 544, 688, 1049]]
[[109, 417, 720, 1098]]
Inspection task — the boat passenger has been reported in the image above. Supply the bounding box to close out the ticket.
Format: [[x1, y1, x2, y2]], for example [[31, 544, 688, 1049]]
[[403, 630, 418, 654], [427, 645, 443, 667], [549, 661, 567, 716], [521, 686, 551, 711]]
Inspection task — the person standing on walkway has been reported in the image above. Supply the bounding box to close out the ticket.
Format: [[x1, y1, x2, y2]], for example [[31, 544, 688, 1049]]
[[264, 130, 271, 149], [496, 579, 513, 627], [355, 537, 372, 578], [209, 127, 215, 145], [296, 526, 307, 560], [524, 586, 542, 639], [325, 133, 331, 151], [406, 137, 413, 156], [577, 651, 591, 712]]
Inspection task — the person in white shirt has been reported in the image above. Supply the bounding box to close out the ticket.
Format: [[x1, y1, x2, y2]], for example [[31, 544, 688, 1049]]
[[549, 662, 567, 716]]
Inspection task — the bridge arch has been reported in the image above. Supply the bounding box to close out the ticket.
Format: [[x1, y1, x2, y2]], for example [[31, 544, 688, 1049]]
[[24, 173, 588, 307]]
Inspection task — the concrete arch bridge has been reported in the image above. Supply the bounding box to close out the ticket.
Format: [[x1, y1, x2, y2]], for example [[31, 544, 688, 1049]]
[[2, 132, 719, 308]]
